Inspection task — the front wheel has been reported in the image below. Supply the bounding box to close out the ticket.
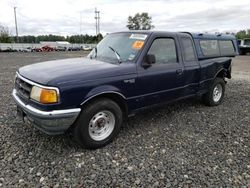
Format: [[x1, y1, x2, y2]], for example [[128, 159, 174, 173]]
[[73, 98, 123, 149], [203, 78, 225, 106]]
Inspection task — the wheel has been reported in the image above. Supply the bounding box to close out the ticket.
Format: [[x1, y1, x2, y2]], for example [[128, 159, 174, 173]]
[[73, 98, 123, 149], [203, 78, 225, 106]]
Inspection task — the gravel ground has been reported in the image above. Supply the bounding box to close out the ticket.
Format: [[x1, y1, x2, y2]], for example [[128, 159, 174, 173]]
[[0, 52, 249, 187]]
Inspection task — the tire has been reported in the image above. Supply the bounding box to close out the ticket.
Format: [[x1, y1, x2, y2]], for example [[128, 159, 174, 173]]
[[73, 98, 123, 149], [203, 78, 225, 106]]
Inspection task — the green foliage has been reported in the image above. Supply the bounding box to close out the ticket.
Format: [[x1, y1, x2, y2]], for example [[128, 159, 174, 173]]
[[28, 33, 102, 43], [236, 30, 250, 39], [18, 35, 37, 43], [0, 25, 13, 43], [127, 12, 154, 30], [67, 34, 103, 44], [36, 35, 65, 42], [0, 32, 103, 44], [0, 23, 103, 44]]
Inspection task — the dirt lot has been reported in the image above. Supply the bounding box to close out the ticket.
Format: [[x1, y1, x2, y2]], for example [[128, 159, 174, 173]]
[[0, 52, 249, 187], [231, 55, 250, 80]]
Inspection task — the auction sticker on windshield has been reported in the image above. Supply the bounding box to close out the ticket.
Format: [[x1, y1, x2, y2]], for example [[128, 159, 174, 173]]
[[132, 40, 144, 50], [129, 34, 147, 40]]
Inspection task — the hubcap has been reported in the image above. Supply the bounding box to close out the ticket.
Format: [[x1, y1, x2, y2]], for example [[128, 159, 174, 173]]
[[88, 110, 115, 141], [213, 84, 223, 103]]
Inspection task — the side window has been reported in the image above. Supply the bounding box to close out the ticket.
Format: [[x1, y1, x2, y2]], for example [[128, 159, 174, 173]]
[[148, 38, 178, 64], [200, 40, 220, 56], [219, 40, 235, 55], [181, 37, 196, 61], [244, 39, 250, 46]]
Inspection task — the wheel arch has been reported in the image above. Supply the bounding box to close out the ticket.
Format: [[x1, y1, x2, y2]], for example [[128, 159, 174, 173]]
[[80, 91, 128, 119], [214, 68, 231, 79]]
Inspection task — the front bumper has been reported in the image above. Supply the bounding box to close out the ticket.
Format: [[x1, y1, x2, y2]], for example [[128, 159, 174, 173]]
[[12, 89, 81, 135]]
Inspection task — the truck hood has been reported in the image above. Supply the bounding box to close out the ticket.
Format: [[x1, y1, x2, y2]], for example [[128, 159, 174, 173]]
[[18, 57, 136, 86]]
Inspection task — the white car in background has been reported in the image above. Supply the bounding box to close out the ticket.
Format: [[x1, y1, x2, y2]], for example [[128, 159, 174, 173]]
[[83, 45, 92, 51], [238, 38, 250, 55], [22, 47, 32, 52]]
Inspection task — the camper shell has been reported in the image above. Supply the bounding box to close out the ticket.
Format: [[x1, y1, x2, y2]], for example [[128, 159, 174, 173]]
[[185, 32, 238, 59]]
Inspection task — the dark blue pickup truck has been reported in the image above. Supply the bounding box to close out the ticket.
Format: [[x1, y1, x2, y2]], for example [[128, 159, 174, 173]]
[[12, 31, 238, 149]]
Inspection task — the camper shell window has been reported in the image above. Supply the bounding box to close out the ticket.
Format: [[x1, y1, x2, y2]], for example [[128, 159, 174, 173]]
[[200, 40, 220, 56], [186, 33, 238, 59], [219, 40, 235, 55]]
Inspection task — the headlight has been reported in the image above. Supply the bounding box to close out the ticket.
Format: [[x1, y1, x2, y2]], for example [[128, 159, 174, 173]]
[[30, 86, 59, 104]]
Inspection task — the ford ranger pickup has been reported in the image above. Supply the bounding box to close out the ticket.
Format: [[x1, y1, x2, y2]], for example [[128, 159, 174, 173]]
[[12, 31, 238, 149]]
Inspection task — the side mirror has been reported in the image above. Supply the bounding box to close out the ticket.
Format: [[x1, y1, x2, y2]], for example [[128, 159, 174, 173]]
[[142, 54, 156, 67]]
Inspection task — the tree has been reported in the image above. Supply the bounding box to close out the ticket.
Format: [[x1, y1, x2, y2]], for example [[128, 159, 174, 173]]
[[96, 33, 103, 42], [0, 27, 103, 44], [0, 25, 12, 43], [235, 30, 250, 39], [127, 12, 154, 30], [236, 30, 246, 39]]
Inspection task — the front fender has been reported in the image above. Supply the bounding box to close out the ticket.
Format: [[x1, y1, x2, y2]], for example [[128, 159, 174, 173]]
[[80, 85, 126, 105]]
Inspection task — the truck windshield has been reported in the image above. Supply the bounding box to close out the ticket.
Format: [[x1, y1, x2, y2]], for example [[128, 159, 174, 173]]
[[87, 33, 148, 63]]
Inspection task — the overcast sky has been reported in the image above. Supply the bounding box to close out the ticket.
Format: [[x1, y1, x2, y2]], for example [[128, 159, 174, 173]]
[[0, 0, 250, 36]]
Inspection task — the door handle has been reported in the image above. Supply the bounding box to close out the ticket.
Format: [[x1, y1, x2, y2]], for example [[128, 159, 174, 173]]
[[176, 69, 183, 75]]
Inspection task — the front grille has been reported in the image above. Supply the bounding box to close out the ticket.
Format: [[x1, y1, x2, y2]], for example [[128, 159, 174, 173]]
[[15, 75, 32, 100]]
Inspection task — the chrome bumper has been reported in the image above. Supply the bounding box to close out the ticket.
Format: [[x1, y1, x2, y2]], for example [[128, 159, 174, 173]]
[[12, 89, 81, 135]]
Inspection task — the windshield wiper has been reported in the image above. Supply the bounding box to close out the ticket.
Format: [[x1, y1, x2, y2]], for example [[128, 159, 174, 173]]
[[108, 46, 122, 64]]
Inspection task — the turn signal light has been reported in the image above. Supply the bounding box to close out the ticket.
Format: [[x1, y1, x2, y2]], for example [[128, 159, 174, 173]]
[[30, 86, 59, 104]]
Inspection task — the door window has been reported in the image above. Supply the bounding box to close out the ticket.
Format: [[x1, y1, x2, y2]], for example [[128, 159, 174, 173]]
[[147, 38, 178, 64]]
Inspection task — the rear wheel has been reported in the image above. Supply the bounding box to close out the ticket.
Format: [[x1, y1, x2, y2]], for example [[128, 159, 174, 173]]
[[73, 98, 123, 149], [203, 78, 225, 106]]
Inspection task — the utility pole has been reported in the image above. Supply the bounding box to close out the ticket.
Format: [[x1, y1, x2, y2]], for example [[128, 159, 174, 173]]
[[14, 7, 19, 43], [80, 12, 82, 35], [95, 8, 97, 36], [97, 11, 100, 35], [94, 8, 100, 42]]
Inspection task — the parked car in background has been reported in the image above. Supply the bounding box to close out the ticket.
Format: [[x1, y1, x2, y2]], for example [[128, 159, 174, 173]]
[[83, 45, 92, 51], [68, 47, 81, 51], [2, 47, 17, 52], [238, 38, 250, 55], [22, 47, 32, 52], [12, 31, 238, 149], [42, 45, 55, 52], [32, 47, 43, 52], [55, 46, 67, 51]]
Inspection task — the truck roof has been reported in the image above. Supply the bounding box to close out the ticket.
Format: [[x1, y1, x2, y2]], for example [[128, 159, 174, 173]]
[[112, 31, 236, 40], [111, 31, 238, 59], [186, 32, 236, 40]]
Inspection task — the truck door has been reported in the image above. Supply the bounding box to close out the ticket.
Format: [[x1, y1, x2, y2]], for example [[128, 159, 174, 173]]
[[136, 34, 185, 108]]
